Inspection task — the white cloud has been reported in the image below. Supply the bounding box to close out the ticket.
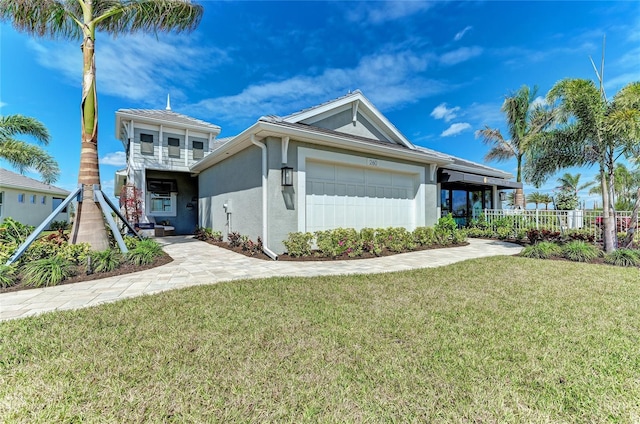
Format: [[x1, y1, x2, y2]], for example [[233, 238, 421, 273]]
[[27, 34, 228, 105], [347, 1, 433, 24], [99, 151, 126, 166], [465, 102, 504, 127], [190, 50, 451, 126], [441, 122, 471, 137], [430, 103, 460, 122], [440, 46, 483, 66], [0, 101, 7, 108], [531, 96, 547, 108], [454, 26, 473, 41]]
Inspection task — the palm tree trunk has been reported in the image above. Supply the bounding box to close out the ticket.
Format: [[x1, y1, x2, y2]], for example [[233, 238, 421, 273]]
[[70, 29, 109, 251], [514, 188, 525, 209], [600, 167, 615, 252]]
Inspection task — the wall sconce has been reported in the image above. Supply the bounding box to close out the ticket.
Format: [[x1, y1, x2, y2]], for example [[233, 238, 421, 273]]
[[499, 192, 507, 201], [281, 166, 293, 186]]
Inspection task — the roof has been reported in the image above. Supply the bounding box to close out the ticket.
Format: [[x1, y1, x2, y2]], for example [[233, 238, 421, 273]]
[[0, 168, 70, 195], [115, 109, 221, 133], [415, 147, 513, 179]]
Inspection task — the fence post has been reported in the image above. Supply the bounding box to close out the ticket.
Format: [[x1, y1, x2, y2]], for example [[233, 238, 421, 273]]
[[535, 209, 539, 230]]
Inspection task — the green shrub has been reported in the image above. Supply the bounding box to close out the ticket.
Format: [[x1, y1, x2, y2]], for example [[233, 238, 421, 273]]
[[49, 220, 69, 231], [520, 241, 562, 259], [283, 232, 314, 257], [452, 229, 468, 244], [0, 264, 18, 288], [465, 227, 493, 239], [124, 235, 140, 250], [22, 239, 60, 262], [0, 217, 33, 245], [315, 228, 362, 258], [360, 228, 383, 256], [495, 226, 513, 240], [194, 227, 223, 242], [413, 227, 436, 246], [562, 241, 602, 262], [377, 227, 415, 252], [23, 255, 75, 287], [58, 243, 91, 265], [127, 239, 163, 266], [603, 249, 640, 267], [88, 249, 122, 273]]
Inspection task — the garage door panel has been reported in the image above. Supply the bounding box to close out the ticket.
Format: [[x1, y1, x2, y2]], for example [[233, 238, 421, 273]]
[[306, 161, 417, 232]]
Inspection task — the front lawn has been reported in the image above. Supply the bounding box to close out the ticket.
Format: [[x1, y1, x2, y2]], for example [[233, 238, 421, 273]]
[[1, 256, 639, 422]]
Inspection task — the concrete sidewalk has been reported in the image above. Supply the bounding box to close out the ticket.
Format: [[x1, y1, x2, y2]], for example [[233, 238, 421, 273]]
[[0, 237, 522, 321]]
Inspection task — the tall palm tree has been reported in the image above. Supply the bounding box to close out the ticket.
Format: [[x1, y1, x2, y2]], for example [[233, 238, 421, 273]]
[[0, 0, 203, 251], [525, 79, 640, 252], [540, 193, 553, 210], [0, 114, 59, 183], [476, 85, 555, 209]]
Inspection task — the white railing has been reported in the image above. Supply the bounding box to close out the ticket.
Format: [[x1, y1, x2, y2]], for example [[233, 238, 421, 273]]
[[480, 209, 638, 241]]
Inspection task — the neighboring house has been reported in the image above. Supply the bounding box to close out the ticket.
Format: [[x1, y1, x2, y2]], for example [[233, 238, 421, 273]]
[[0, 168, 70, 228], [116, 90, 520, 256]]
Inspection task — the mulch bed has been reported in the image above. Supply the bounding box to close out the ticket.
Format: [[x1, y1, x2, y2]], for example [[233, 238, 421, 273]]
[[0, 253, 173, 294], [205, 240, 470, 261]]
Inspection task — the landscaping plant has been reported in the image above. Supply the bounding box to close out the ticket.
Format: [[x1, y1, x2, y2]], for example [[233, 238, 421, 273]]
[[603, 249, 640, 267], [126, 239, 163, 266], [0, 264, 17, 288], [283, 232, 314, 257], [22, 255, 75, 287], [88, 249, 122, 273], [562, 240, 602, 262], [520, 241, 562, 259]]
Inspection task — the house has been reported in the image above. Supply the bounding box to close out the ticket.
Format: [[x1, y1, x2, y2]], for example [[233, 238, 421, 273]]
[[116, 91, 520, 257], [0, 168, 71, 228]]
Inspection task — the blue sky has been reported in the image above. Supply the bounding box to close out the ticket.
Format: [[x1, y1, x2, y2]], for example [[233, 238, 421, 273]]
[[1, 1, 639, 207]]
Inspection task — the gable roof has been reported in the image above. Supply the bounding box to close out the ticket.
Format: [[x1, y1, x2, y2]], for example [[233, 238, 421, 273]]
[[115, 109, 221, 143], [281, 90, 416, 149], [0, 168, 70, 195]]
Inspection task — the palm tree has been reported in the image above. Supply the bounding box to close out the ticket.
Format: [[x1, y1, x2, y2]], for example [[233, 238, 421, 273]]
[[0, 0, 203, 251], [556, 172, 594, 196], [0, 114, 59, 183], [526, 191, 546, 209], [525, 79, 640, 252], [476, 85, 555, 209], [540, 193, 553, 210]]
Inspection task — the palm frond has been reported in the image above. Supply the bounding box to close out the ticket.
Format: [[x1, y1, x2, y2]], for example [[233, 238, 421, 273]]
[[0, 114, 51, 144], [0, 138, 60, 183], [0, 0, 81, 40]]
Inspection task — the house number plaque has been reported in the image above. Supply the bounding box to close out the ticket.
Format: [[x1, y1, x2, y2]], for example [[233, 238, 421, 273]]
[[367, 158, 378, 167]]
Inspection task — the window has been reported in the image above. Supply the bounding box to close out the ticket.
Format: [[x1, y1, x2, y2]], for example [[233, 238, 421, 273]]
[[41, 196, 46, 205], [0, 191, 3, 216], [168, 137, 180, 158], [140, 133, 154, 154], [30, 194, 36, 204], [148, 192, 177, 216], [18, 193, 25, 203], [192, 140, 204, 160], [52, 197, 67, 213]]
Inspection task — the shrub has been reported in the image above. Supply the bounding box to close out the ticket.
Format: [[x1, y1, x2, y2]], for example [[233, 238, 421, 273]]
[[283, 232, 314, 257], [0, 264, 17, 288], [127, 239, 163, 266], [241, 236, 263, 256], [565, 230, 596, 243], [49, 220, 69, 231], [87, 249, 122, 273], [58, 243, 91, 265], [377, 227, 415, 252], [495, 226, 513, 240], [227, 232, 242, 248], [603, 249, 640, 267], [124, 235, 140, 250], [315, 228, 362, 258], [520, 241, 562, 259], [23, 255, 75, 287], [194, 227, 223, 242], [0, 217, 33, 245], [527, 229, 562, 244], [413, 227, 436, 246], [562, 241, 602, 263], [452, 229, 468, 244], [465, 227, 493, 239], [360, 228, 383, 256]]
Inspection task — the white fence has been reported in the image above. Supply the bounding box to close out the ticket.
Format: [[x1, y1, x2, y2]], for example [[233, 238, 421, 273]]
[[481, 209, 638, 241]]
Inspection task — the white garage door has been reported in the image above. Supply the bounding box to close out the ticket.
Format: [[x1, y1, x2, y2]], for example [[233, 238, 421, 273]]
[[305, 160, 417, 232]]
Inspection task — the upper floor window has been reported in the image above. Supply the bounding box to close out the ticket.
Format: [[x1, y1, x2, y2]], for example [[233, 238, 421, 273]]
[[140, 133, 154, 155], [41, 196, 46, 205], [192, 140, 204, 160], [30, 194, 37, 204], [0, 191, 3, 216], [18, 193, 25, 203], [168, 137, 180, 158]]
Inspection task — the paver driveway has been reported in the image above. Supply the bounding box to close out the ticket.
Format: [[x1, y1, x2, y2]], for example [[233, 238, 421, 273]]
[[0, 237, 522, 321]]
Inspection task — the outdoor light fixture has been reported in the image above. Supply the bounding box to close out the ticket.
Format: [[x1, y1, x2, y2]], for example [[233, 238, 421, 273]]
[[281, 166, 293, 186], [499, 192, 507, 201]]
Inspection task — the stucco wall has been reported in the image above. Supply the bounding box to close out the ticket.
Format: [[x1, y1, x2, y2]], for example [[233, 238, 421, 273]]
[[0, 187, 69, 228], [311, 110, 391, 142], [198, 146, 262, 242]]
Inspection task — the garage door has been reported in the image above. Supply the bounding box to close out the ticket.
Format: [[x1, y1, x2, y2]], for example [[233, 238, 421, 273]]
[[305, 160, 417, 232]]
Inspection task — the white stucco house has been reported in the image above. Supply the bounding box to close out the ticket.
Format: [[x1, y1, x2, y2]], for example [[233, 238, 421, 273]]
[[116, 90, 520, 257], [0, 168, 70, 228]]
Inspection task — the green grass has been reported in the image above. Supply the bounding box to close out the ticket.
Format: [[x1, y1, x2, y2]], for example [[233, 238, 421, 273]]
[[1, 256, 639, 422]]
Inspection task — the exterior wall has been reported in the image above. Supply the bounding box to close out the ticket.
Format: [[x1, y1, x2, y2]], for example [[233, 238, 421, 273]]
[[145, 170, 198, 235], [310, 110, 391, 142], [198, 146, 262, 241], [0, 187, 69, 228]]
